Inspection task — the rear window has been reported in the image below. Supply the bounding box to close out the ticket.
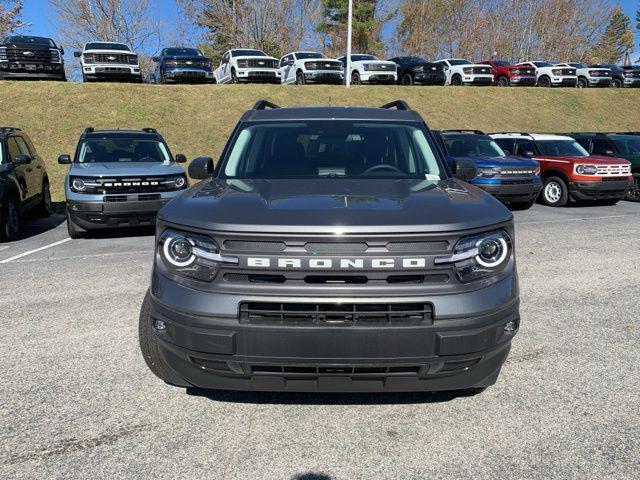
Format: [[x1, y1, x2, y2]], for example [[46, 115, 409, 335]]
[[536, 140, 589, 157], [611, 136, 640, 155], [221, 121, 444, 180]]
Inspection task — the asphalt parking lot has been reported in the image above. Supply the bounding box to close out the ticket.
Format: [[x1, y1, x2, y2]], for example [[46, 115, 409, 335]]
[[1, 202, 639, 480]]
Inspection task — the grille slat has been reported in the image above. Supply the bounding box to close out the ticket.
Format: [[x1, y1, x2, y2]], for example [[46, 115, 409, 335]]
[[92, 53, 133, 64], [240, 302, 433, 325]]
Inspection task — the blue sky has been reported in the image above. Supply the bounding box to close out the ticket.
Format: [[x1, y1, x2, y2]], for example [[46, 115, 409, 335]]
[[17, 0, 640, 58]]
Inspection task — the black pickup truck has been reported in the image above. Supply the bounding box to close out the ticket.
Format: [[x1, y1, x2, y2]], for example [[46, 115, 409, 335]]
[[139, 100, 520, 394], [0, 35, 66, 81]]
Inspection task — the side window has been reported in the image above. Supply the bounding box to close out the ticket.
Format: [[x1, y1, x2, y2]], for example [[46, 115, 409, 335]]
[[591, 138, 615, 155], [7, 137, 22, 162], [514, 140, 536, 156], [574, 138, 591, 152], [20, 136, 36, 157], [493, 138, 514, 155]]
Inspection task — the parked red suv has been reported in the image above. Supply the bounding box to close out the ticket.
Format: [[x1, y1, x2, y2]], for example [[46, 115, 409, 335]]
[[490, 133, 632, 207], [480, 60, 537, 87]]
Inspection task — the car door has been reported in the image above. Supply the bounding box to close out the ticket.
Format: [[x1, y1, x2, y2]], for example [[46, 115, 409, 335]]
[[6, 137, 28, 202], [14, 135, 39, 200], [282, 54, 295, 84], [21, 134, 45, 195], [590, 138, 618, 156], [493, 138, 516, 156], [221, 51, 231, 83]]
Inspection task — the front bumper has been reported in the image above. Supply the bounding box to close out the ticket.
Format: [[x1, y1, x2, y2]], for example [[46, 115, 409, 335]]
[[623, 78, 640, 87], [474, 179, 542, 203], [146, 271, 520, 392], [461, 76, 494, 86], [0, 62, 65, 80], [569, 178, 632, 201], [303, 71, 344, 84], [67, 190, 183, 230], [236, 68, 281, 83], [550, 76, 577, 87], [360, 72, 396, 84], [83, 64, 141, 81], [510, 76, 537, 86], [163, 68, 214, 83], [587, 77, 612, 87]]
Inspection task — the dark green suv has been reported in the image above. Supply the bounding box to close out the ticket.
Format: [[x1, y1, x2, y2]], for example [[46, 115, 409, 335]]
[[565, 132, 640, 201]]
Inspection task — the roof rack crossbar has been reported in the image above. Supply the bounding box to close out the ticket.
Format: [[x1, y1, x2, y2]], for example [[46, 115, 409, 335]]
[[84, 127, 94, 134], [488, 132, 531, 136], [441, 129, 486, 135], [0, 127, 22, 133], [142, 128, 158, 133], [380, 100, 410, 111], [253, 100, 281, 111]]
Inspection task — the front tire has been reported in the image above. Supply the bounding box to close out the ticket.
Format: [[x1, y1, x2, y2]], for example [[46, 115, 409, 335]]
[[537, 76, 552, 88], [351, 71, 361, 85], [296, 71, 306, 85], [401, 73, 413, 86], [231, 69, 239, 84], [497, 76, 509, 87], [451, 74, 462, 86], [625, 175, 640, 201], [0, 195, 20, 241], [577, 77, 588, 88], [541, 176, 569, 207], [139, 292, 189, 387], [611, 78, 622, 88], [66, 211, 84, 239]]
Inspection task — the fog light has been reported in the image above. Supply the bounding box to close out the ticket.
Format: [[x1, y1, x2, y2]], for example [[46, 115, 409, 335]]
[[504, 321, 518, 333], [153, 319, 166, 331]]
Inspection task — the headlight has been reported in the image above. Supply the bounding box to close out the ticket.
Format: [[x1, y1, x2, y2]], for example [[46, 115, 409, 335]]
[[158, 229, 238, 282], [237, 60, 248, 68], [363, 63, 371, 71], [477, 167, 499, 177], [575, 164, 598, 175], [435, 230, 513, 283], [174, 175, 187, 189], [552, 69, 562, 75], [71, 178, 86, 192], [463, 67, 473, 74]]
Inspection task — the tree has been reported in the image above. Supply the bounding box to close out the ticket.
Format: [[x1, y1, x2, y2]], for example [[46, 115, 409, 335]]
[[178, 0, 321, 62], [317, 0, 396, 57], [0, 0, 27, 38], [48, 0, 163, 52], [590, 6, 634, 63]]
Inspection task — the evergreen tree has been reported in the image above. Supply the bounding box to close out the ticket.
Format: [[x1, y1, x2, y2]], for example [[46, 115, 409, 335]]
[[590, 6, 634, 63]]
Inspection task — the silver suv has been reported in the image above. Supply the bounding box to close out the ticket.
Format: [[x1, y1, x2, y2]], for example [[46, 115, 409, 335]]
[[58, 128, 188, 238]]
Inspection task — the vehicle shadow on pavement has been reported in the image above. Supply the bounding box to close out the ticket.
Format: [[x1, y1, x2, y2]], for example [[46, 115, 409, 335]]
[[80, 225, 156, 240], [291, 473, 333, 480], [18, 202, 67, 241], [185, 387, 477, 405]]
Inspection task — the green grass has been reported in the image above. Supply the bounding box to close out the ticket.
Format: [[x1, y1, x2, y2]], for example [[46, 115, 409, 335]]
[[1, 81, 639, 201]]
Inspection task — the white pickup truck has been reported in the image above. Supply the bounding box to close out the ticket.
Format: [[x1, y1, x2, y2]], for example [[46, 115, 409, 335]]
[[74, 41, 142, 83], [555, 62, 611, 88], [214, 49, 281, 84], [434, 59, 494, 86], [336, 54, 397, 85], [518, 61, 577, 87], [279, 51, 344, 85]]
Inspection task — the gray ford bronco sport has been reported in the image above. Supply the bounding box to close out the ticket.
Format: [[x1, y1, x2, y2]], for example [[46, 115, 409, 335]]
[[139, 100, 520, 393]]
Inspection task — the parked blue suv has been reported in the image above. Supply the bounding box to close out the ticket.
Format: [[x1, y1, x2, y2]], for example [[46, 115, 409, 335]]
[[434, 130, 541, 209], [152, 47, 214, 84]]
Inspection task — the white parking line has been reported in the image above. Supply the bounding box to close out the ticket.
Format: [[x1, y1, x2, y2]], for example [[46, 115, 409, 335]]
[[0, 238, 71, 264]]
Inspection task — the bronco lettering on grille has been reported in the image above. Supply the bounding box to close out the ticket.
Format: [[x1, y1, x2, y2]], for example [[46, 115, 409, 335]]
[[246, 258, 428, 269]]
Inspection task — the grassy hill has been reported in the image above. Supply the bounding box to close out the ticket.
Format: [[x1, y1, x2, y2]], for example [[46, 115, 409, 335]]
[[1, 81, 640, 201]]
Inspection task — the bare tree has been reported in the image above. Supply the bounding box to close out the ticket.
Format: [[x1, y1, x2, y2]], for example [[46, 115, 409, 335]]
[[0, 0, 28, 37], [48, 0, 163, 52]]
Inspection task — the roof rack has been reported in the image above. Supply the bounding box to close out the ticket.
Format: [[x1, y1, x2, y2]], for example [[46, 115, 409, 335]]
[[441, 129, 486, 135], [615, 131, 640, 135], [142, 128, 158, 134], [0, 127, 21, 134], [380, 100, 410, 111], [83, 127, 95, 134], [253, 100, 280, 110], [488, 132, 532, 136]]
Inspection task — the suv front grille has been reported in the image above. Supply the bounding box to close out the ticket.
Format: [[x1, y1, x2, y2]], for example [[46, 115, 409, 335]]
[[472, 67, 492, 75], [86, 176, 178, 194], [93, 53, 132, 64], [247, 59, 278, 68], [305, 61, 342, 71], [2, 47, 53, 62], [240, 302, 434, 325], [366, 63, 395, 72]]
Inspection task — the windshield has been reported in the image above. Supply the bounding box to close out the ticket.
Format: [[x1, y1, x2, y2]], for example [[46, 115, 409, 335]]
[[448, 59, 471, 66], [86, 42, 129, 51], [611, 136, 640, 155], [233, 49, 266, 57], [569, 63, 586, 68], [297, 52, 325, 59], [533, 62, 553, 67], [5, 36, 55, 47], [221, 121, 443, 180], [443, 136, 506, 158], [494, 61, 510, 67], [77, 139, 171, 164], [400, 56, 426, 64], [537, 140, 589, 157], [165, 48, 202, 56], [351, 55, 378, 62]]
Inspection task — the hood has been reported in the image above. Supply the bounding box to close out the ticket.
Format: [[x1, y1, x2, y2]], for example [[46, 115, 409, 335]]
[[158, 178, 512, 234], [69, 162, 185, 177], [3, 41, 53, 51], [164, 54, 208, 61], [536, 155, 630, 165], [447, 155, 538, 169], [84, 48, 134, 55], [236, 55, 278, 61]]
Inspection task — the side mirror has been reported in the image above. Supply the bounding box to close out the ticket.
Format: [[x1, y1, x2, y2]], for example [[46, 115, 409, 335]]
[[74, 51, 82, 58], [152, 56, 159, 63], [451, 158, 477, 181], [175, 153, 187, 163], [14, 154, 32, 165], [188, 156, 214, 180], [522, 151, 535, 158], [58, 154, 72, 164]]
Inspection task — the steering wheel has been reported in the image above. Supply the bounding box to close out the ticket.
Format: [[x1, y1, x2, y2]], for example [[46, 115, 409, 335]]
[[362, 164, 405, 175]]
